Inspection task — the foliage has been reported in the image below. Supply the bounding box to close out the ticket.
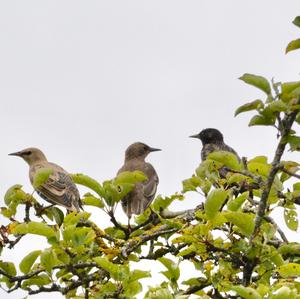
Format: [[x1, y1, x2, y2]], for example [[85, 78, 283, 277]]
[[0, 16, 300, 299]]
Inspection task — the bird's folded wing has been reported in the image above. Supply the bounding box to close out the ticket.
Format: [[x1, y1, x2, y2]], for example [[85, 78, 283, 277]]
[[37, 171, 79, 210], [141, 174, 158, 210]]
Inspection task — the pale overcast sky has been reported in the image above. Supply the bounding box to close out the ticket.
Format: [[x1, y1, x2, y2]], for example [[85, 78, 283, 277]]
[[0, 1, 300, 298]]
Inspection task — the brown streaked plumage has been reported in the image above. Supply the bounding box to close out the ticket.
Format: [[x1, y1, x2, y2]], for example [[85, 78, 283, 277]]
[[117, 142, 161, 219], [9, 147, 82, 212]]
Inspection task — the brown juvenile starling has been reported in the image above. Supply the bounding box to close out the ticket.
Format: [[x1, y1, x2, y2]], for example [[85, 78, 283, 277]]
[[9, 147, 82, 212], [117, 142, 161, 220]]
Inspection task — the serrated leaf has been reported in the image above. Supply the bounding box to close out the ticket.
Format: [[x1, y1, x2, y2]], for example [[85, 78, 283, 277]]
[[286, 38, 300, 54], [71, 173, 105, 198], [234, 99, 264, 117], [19, 250, 41, 274], [239, 73, 271, 95], [284, 208, 298, 231], [277, 263, 300, 277], [205, 189, 228, 220], [224, 211, 255, 237], [33, 168, 53, 189]]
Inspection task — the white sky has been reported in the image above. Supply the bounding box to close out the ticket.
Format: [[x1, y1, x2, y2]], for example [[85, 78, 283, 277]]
[[0, 1, 300, 298]]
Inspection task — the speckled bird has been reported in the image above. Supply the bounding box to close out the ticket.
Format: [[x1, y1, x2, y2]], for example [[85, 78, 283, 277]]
[[190, 128, 240, 161], [117, 142, 161, 221], [9, 147, 82, 212]]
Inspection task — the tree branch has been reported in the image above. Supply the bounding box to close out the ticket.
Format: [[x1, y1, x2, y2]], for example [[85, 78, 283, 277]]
[[250, 103, 300, 243]]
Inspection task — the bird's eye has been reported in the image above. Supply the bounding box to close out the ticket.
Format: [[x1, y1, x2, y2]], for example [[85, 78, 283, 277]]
[[143, 146, 148, 151], [24, 151, 32, 156]]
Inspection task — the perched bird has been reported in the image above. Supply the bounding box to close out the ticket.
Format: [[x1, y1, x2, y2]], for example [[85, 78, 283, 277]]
[[190, 128, 240, 161], [117, 142, 161, 221], [9, 147, 82, 212]]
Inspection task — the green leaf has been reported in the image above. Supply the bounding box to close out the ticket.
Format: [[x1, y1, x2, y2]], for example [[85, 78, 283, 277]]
[[4, 184, 28, 206], [227, 191, 249, 211], [277, 263, 300, 277], [144, 286, 173, 299], [0, 261, 16, 276], [11, 221, 59, 241], [234, 99, 264, 117], [224, 211, 255, 237], [158, 257, 180, 281], [71, 173, 105, 198], [47, 206, 64, 226], [293, 16, 300, 28], [114, 171, 147, 185], [207, 151, 241, 170], [239, 73, 271, 95], [40, 248, 61, 273], [278, 243, 300, 256], [265, 100, 288, 113], [82, 193, 104, 209], [21, 274, 51, 288], [248, 114, 275, 127], [94, 257, 129, 281], [286, 135, 300, 151], [284, 208, 298, 231], [229, 285, 262, 299], [286, 38, 300, 54], [33, 168, 53, 189], [129, 269, 151, 281], [205, 189, 228, 220], [19, 250, 41, 274], [269, 286, 295, 299]]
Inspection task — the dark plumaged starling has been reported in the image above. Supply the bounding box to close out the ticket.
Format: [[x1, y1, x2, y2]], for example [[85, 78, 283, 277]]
[[117, 142, 161, 220], [9, 147, 82, 212], [190, 128, 240, 161]]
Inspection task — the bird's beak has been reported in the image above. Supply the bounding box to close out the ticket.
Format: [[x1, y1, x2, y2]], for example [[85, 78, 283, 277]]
[[189, 134, 199, 139], [149, 147, 162, 152], [9, 151, 22, 157]]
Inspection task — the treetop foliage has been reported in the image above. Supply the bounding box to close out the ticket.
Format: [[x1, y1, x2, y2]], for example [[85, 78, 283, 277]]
[[1, 16, 300, 299]]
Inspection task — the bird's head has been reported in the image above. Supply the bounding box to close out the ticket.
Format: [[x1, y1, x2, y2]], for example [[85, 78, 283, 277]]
[[190, 128, 224, 145], [9, 147, 48, 165], [125, 142, 161, 161]]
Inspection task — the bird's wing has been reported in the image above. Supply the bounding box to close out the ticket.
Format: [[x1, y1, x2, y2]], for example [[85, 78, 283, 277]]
[[36, 165, 81, 212], [118, 161, 159, 216], [141, 163, 159, 203]]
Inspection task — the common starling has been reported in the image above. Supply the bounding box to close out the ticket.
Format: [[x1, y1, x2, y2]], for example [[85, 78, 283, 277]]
[[117, 142, 161, 220], [9, 147, 82, 212], [190, 128, 240, 161]]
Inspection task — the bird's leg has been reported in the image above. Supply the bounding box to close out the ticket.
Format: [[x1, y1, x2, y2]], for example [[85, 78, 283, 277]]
[[127, 216, 132, 233]]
